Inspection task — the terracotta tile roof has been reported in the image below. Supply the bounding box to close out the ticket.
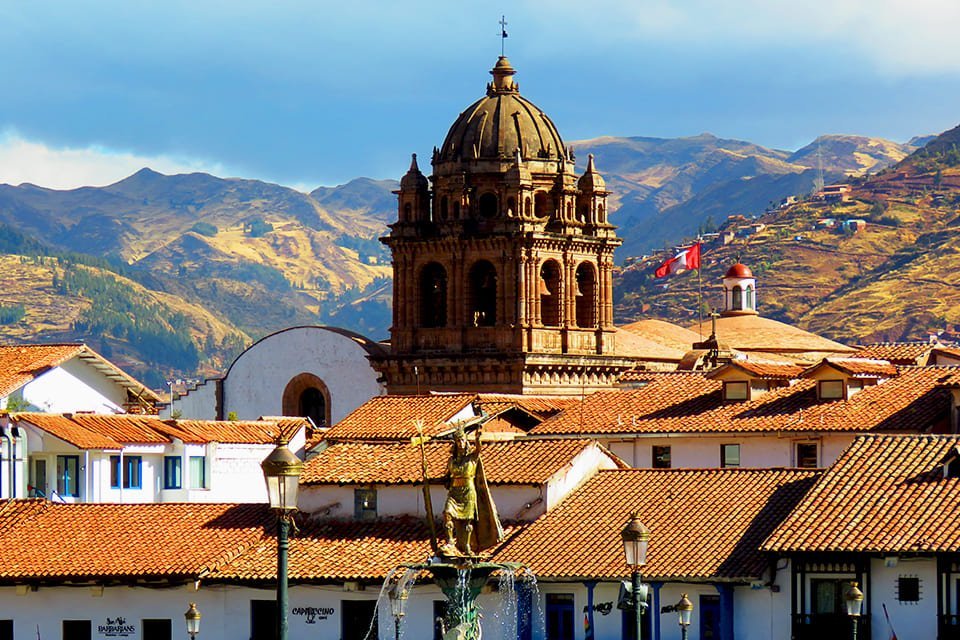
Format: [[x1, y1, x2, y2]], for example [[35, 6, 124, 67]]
[[764, 435, 960, 553], [300, 439, 624, 486], [154, 419, 297, 445], [209, 516, 436, 582], [323, 394, 479, 441], [802, 357, 899, 378], [474, 394, 579, 420], [13, 413, 305, 448], [12, 413, 132, 449], [0, 501, 269, 582], [852, 342, 936, 365], [495, 468, 818, 580], [532, 367, 954, 436], [0, 344, 84, 397], [707, 361, 805, 380]]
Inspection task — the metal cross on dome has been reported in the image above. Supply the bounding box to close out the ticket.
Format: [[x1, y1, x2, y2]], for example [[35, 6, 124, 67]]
[[499, 16, 508, 57]]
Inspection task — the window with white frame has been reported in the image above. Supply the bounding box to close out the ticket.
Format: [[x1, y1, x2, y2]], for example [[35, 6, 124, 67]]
[[189, 456, 206, 489]]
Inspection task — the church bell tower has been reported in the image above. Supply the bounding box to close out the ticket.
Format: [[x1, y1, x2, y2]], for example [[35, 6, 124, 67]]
[[371, 57, 635, 394]]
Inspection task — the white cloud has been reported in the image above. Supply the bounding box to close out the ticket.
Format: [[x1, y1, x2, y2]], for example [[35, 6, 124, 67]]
[[0, 131, 228, 190], [536, 0, 960, 75]]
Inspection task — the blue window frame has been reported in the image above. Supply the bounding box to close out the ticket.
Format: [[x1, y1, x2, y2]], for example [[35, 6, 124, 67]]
[[56, 455, 80, 498], [163, 456, 182, 490], [110, 456, 142, 489]]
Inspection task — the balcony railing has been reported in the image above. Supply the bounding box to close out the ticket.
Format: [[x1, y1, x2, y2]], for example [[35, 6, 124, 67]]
[[792, 613, 869, 640]]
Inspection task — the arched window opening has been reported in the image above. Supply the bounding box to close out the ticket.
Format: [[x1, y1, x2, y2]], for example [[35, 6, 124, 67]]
[[524, 197, 532, 217], [469, 261, 497, 326], [540, 260, 562, 327], [403, 202, 412, 221], [534, 192, 550, 218], [439, 196, 449, 220], [745, 285, 755, 310], [597, 203, 605, 223], [732, 286, 743, 310], [282, 373, 330, 428], [578, 204, 589, 223], [420, 262, 448, 328], [566, 201, 573, 220], [575, 263, 597, 328], [478, 193, 498, 218]]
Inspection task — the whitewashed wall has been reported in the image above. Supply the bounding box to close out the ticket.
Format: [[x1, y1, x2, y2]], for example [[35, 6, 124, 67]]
[[164, 379, 218, 420], [605, 434, 856, 469], [221, 326, 386, 423], [20, 359, 126, 414], [870, 556, 938, 640], [16, 431, 299, 504], [298, 483, 544, 521]]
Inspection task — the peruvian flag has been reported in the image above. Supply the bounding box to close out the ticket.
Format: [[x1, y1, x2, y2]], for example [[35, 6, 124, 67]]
[[654, 242, 701, 278]]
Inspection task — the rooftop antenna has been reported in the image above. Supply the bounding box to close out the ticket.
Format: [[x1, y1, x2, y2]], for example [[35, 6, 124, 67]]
[[499, 15, 509, 57]]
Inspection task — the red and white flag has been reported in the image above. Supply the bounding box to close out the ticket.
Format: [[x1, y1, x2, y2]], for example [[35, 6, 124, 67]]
[[654, 242, 701, 278]]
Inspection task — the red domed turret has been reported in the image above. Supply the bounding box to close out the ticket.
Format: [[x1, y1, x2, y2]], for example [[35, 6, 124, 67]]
[[721, 262, 758, 317], [725, 263, 753, 279]]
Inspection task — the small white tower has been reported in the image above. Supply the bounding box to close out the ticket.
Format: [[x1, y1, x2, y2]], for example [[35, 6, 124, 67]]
[[721, 263, 758, 317]]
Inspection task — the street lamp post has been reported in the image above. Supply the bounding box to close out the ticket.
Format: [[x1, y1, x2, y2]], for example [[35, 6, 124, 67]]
[[261, 437, 304, 640], [621, 514, 649, 640], [389, 581, 409, 640], [183, 602, 201, 640], [845, 581, 864, 640], [676, 594, 693, 640]]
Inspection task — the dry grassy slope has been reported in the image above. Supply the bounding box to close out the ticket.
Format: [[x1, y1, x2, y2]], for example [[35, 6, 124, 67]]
[[615, 162, 960, 345], [0, 255, 247, 361]]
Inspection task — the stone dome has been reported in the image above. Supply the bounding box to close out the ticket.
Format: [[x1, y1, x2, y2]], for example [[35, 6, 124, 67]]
[[725, 263, 754, 278], [399, 153, 428, 190], [437, 57, 566, 167], [577, 154, 606, 191]]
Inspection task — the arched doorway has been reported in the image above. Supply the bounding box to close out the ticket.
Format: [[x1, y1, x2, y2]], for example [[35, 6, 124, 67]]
[[282, 373, 331, 427]]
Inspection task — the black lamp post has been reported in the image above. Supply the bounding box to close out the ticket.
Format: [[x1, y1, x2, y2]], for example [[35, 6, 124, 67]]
[[261, 438, 304, 640], [183, 602, 201, 640], [845, 581, 864, 640], [389, 581, 409, 640], [621, 514, 649, 640], [676, 594, 693, 640]]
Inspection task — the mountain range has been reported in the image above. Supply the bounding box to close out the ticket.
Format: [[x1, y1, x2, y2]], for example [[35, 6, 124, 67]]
[[0, 129, 940, 382], [617, 124, 960, 345]]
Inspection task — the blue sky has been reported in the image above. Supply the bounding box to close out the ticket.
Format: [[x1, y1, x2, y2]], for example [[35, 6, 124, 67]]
[[2, 0, 959, 189]]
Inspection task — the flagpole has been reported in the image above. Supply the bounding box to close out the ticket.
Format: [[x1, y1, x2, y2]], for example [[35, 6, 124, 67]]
[[698, 266, 703, 340]]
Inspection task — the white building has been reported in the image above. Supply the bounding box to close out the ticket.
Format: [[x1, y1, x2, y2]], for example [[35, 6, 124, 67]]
[[0, 412, 308, 502], [167, 326, 387, 427], [0, 343, 160, 414]]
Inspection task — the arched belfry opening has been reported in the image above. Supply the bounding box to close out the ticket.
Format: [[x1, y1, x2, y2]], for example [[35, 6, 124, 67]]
[[420, 262, 448, 328], [469, 261, 497, 326], [282, 373, 330, 427], [575, 262, 597, 328], [540, 260, 562, 327], [478, 193, 498, 218]]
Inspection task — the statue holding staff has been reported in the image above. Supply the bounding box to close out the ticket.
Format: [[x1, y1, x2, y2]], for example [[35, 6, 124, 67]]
[[439, 423, 503, 558]]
